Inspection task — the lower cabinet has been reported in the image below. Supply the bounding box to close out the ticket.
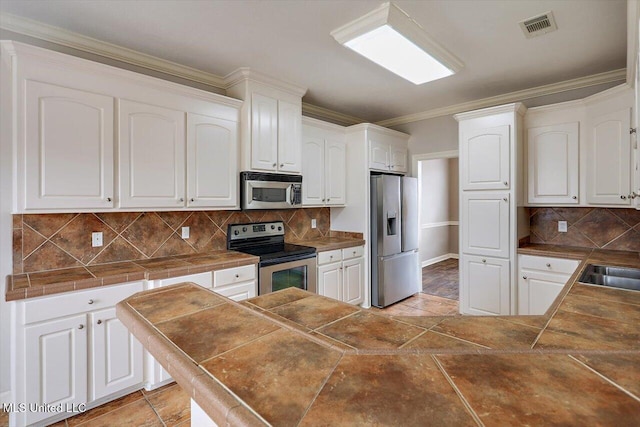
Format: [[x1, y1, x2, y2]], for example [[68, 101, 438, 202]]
[[317, 246, 364, 305], [18, 281, 144, 426], [518, 254, 580, 315], [461, 255, 510, 315]]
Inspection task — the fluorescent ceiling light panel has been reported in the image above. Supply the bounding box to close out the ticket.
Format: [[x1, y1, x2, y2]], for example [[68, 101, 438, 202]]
[[331, 2, 463, 85]]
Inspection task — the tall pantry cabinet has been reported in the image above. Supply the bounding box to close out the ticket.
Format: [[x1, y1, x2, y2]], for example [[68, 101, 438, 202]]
[[455, 104, 528, 315]]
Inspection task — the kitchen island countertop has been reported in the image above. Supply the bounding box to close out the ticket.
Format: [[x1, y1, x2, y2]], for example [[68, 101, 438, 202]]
[[117, 247, 640, 426]]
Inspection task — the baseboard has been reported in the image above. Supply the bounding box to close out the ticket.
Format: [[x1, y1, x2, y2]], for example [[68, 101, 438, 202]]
[[0, 389, 11, 403], [421, 253, 458, 268], [448, 253, 459, 260]]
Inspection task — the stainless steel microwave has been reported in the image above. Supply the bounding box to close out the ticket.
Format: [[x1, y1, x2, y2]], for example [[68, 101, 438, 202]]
[[240, 172, 302, 210]]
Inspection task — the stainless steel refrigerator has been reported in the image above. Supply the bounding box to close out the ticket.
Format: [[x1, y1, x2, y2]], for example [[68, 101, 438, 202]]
[[370, 174, 420, 308]]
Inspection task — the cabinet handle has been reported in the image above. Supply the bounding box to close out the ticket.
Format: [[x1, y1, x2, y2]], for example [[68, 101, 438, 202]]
[[327, 198, 331, 202], [78, 324, 84, 330], [546, 263, 551, 268], [502, 197, 508, 202], [88, 299, 94, 305], [329, 255, 333, 259], [503, 181, 508, 186], [353, 251, 356, 255], [190, 198, 195, 202], [235, 274, 240, 278], [97, 320, 102, 325], [481, 259, 486, 263], [572, 196, 577, 200], [280, 163, 284, 168], [272, 163, 277, 167], [322, 198, 325, 202], [106, 197, 112, 202], [179, 198, 184, 203], [621, 195, 627, 200], [523, 276, 528, 280]]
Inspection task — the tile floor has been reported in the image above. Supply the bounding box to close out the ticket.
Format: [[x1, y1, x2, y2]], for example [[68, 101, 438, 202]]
[[1, 269, 460, 427]]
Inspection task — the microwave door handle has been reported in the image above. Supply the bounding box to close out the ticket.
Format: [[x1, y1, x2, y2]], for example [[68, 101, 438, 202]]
[[289, 185, 294, 205]]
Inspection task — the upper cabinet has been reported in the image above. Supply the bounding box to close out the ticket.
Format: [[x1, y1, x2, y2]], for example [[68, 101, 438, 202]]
[[23, 80, 115, 210], [527, 122, 579, 204], [367, 125, 409, 173], [524, 85, 637, 207], [301, 117, 346, 206], [2, 41, 242, 213], [461, 125, 511, 190], [225, 69, 306, 174]]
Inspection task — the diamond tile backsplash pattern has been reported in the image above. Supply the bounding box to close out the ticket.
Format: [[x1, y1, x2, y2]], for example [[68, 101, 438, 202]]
[[13, 208, 332, 273], [529, 208, 640, 252]]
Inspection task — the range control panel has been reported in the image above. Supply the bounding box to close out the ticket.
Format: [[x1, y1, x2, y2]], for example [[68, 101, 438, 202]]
[[227, 221, 284, 241]]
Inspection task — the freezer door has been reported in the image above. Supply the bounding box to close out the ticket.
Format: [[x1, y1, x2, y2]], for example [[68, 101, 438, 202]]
[[373, 250, 420, 307], [381, 175, 402, 256], [401, 176, 419, 252]]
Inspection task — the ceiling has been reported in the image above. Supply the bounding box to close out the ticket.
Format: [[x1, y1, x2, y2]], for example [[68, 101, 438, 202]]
[[0, 0, 629, 123]]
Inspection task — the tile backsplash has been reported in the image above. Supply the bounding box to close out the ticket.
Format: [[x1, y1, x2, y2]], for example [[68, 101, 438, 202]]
[[529, 207, 640, 251], [13, 208, 332, 273]]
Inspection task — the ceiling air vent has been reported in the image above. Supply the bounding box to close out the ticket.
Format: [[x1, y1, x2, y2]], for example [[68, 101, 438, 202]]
[[519, 11, 557, 38]]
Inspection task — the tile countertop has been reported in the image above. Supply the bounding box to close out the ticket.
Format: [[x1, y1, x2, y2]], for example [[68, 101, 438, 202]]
[[117, 246, 640, 426], [5, 250, 259, 301]]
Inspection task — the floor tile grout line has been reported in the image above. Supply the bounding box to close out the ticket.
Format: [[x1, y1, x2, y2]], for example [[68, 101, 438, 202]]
[[295, 353, 345, 427], [398, 329, 428, 349], [567, 355, 640, 403], [70, 394, 150, 427], [431, 355, 485, 427], [142, 392, 168, 427]]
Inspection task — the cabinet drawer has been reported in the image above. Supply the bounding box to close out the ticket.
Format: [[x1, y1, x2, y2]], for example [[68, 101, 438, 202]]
[[157, 272, 212, 289], [342, 246, 364, 260], [518, 255, 580, 275], [213, 281, 257, 302], [213, 265, 256, 288], [23, 281, 144, 325], [318, 249, 342, 265]]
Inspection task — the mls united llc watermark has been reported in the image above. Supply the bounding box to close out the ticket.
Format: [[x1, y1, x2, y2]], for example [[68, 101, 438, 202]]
[[2, 402, 86, 413]]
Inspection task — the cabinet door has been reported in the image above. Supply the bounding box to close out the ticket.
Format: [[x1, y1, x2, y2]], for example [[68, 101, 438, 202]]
[[325, 139, 346, 205], [461, 255, 510, 315], [119, 99, 185, 208], [342, 257, 364, 305], [302, 136, 325, 206], [251, 93, 278, 171], [187, 113, 238, 208], [213, 281, 257, 301], [518, 270, 569, 315], [277, 100, 302, 173], [461, 192, 510, 258], [318, 263, 342, 301], [89, 307, 143, 400], [586, 108, 631, 205], [24, 80, 114, 210], [25, 314, 87, 425], [461, 125, 510, 190], [527, 123, 579, 204], [369, 139, 389, 171], [389, 144, 408, 173]]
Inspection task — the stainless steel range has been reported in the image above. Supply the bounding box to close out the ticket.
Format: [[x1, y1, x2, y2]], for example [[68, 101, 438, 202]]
[[227, 221, 317, 295]]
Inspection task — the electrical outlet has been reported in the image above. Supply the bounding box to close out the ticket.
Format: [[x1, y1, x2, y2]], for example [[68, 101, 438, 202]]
[[311, 219, 317, 229], [91, 232, 103, 247], [181, 226, 190, 239], [558, 221, 568, 233]]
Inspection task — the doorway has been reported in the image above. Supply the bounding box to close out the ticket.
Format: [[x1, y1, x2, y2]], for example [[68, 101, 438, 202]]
[[414, 151, 460, 311]]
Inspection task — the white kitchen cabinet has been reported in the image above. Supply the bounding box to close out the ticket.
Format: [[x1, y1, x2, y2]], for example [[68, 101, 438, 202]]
[[277, 100, 302, 173], [250, 92, 279, 171], [302, 118, 346, 206], [119, 99, 186, 208], [368, 128, 409, 173], [187, 113, 238, 208], [527, 122, 579, 204], [18, 281, 144, 426], [586, 108, 632, 205], [89, 307, 144, 401], [461, 125, 511, 190], [317, 246, 364, 305], [461, 255, 510, 315], [517, 254, 580, 315], [461, 192, 510, 258], [213, 264, 257, 301], [23, 80, 115, 210], [24, 314, 88, 425]]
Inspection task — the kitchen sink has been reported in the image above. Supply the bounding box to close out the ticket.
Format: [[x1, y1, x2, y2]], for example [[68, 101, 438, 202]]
[[578, 264, 640, 291]]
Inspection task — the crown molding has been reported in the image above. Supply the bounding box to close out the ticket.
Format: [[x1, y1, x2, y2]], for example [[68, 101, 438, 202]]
[[453, 103, 526, 122], [0, 12, 228, 88], [301, 103, 364, 126], [345, 122, 410, 139], [376, 68, 626, 127], [223, 67, 307, 97]]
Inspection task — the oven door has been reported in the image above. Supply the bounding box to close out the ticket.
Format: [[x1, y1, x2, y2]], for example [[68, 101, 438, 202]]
[[243, 180, 294, 210], [259, 257, 317, 295]]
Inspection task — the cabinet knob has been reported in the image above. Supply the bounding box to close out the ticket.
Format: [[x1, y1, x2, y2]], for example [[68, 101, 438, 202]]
[[179, 198, 184, 203], [546, 263, 551, 268], [572, 196, 577, 200], [280, 163, 284, 168], [481, 259, 486, 263], [503, 197, 508, 202], [503, 181, 508, 186], [523, 276, 528, 280], [322, 198, 325, 202], [353, 251, 356, 255], [330, 255, 333, 259], [78, 324, 84, 330], [235, 274, 240, 278], [97, 320, 102, 325], [621, 195, 627, 200], [88, 299, 94, 305], [272, 163, 277, 167], [327, 198, 330, 202], [106, 197, 112, 202], [390, 165, 394, 170], [190, 198, 195, 202]]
